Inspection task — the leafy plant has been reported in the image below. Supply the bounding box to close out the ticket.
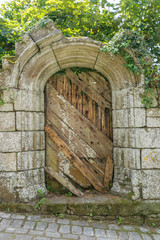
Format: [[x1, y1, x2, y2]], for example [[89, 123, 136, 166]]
[[34, 189, 46, 210], [102, 30, 160, 108], [152, 222, 156, 227], [65, 192, 73, 197], [118, 217, 123, 225]]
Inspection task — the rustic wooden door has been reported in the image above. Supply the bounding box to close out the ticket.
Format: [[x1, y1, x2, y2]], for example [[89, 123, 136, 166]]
[[45, 68, 113, 194]]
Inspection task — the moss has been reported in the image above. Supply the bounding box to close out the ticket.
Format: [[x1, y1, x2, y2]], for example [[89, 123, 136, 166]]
[[68, 203, 111, 216], [121, 216, 144, 226], [145, 216, 160, 227], [1, 196, 160, 226], [45, 203, 67, 214]]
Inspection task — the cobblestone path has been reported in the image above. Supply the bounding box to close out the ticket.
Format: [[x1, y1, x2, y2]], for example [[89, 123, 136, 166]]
[[0, 212, 160, 240]]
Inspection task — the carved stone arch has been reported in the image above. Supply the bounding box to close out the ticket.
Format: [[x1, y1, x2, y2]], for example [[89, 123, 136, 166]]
[[0, 20, 159, 202]]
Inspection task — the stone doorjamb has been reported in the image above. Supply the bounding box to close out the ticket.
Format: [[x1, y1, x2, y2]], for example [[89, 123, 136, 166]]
[[0, 20, 159, 202]]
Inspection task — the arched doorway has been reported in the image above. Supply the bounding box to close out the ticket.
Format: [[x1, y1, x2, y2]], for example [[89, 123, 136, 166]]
[[45, 68, 113, 194]]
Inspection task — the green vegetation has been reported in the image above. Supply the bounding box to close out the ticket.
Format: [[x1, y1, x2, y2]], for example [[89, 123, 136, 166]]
[[0, 0, 159, 107], [34, 189, 46, 210]]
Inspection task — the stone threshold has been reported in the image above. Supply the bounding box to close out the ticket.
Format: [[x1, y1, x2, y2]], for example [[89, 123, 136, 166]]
[[0, 193, 160, 226]]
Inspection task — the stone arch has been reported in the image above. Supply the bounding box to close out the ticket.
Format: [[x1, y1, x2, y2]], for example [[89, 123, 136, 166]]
[[1, 21, 159, 202]]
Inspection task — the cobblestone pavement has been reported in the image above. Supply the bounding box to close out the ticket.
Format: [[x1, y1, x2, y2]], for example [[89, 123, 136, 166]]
[[0, 212, 160, 240]]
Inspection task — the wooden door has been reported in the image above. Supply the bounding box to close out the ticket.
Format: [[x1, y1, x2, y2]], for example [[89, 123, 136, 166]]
[[45, 68, 113, 194]]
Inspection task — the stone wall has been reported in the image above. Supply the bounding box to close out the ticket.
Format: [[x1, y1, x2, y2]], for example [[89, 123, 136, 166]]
[[0, 20, 159, 202]]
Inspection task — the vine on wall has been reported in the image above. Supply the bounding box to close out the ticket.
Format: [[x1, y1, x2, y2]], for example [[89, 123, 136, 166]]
[[101, 30, 160, 108]]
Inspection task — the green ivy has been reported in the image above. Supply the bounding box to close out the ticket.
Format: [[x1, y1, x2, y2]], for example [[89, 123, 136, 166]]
[[101, 30, 160, 108]]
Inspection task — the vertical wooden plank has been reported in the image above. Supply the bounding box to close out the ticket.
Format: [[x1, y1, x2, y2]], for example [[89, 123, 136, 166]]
[[68, 77, 72, 103], [71, 82, 77, 108], [88, 97, 93, 123], [56, 75, 61, 94], [63, 74, 67, 99], [82, 93, 89, 118], [104, 155, 114, 187], [92, 101, 96, 126], [105, 108, 110, 138], [102, 108, 107, 135], [98, 106, 102, 131], [95, 102, 99, 128], [77, 87, 83, 113], [109, 109, 113, 140]]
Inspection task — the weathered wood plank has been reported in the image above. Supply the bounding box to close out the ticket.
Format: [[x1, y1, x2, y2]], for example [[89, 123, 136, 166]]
[[66, 69, 111, 109], [88, 71, 111, 93], [78, 71, 111, 105], [46, 136, 60, 172], [77, 88, 83, 113], [104, 155, 114, 187], [98, 106, 102, 131], [46, 108, 100, 159], [71, 83, 77, 108], [88, 159, 104, 177], [47, 86, 112, 158], [45, 125, 105, 192], [45, 167, 84, 197], [102, 108, 107, 136], [80, 158, 103, 184], [88, 98, 93, 122], [82, 93, 89, 118], [46, 127, 91, 188]]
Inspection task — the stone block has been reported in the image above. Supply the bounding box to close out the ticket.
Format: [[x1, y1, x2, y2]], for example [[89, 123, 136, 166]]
[[53, 39, 100, 70], [0, 103, 13, 111], [15, 34, 36, 56], [1, 89, 15, 104], [14, 90, 44, 111], [0, 153, 16, 171], [113, 129, 129, 148], [18, 45, 60, 91], [111, 181, 132, 198], [142, 170, 160, 199], [133, 86, 145, 108], [114, 148, 140, 169], [17, 150, 45, 170], [29, 20, 62, 42], [16, 112, 44, 131], [16, 168, 45, 188], [0, 112, 15, 131], [113, 108, 146, 128], [114, 128, 160, 148], [0, 70, 12, 88], [129, 108, 146, 127], [147, 108, 160, 117], [114, 167, 132, 183], [112, 109, 129, 127], [21, 131, 45, 151], [131, 170, 142, 187], [142, 149, 160, 169], [16, 183, 46, 202], [112, 89, 128, 110], [0, 172, 17, 202], [147, 117, 160, 127], [134, 128, 160, 148], [0, 132, 21, 152]]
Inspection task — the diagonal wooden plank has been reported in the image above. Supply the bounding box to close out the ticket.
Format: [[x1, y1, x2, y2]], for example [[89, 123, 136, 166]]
[[45, 167, 84, 197], [66, 69, 111, 109], [78, 71, 111, 105], [46, 108, 100, 159], [47, 85, 112, 158], [46, 129, 91, 188], [45, 125, 105, 192]]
